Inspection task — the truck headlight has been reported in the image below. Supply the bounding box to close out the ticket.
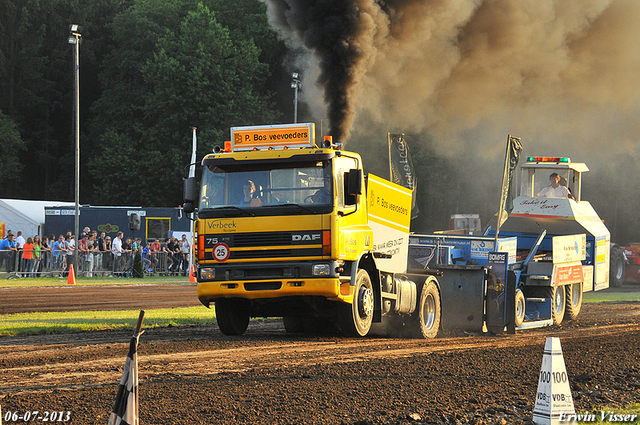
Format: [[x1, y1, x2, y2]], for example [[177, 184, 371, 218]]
[[200, 267, 215, 280], [313, 264, 331, 276]]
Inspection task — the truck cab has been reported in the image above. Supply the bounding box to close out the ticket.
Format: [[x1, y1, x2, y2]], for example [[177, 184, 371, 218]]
[[184, 123, 426, 337]]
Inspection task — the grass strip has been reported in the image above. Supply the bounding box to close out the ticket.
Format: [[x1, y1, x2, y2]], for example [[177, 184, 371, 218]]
[[583, 291, 640, 303], [0, 306, 214, 336], [0, 275, 190, 288]]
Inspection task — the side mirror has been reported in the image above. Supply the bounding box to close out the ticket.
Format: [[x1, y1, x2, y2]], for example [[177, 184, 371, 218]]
[[347, 169, 362, 196], [344, 169, 362, 206], [183, 202, 195, 214], [183, 176, 197, 214]]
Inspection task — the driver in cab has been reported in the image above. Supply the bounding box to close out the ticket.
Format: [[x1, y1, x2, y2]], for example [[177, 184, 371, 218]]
[[537, 173, 574, 199], [309, 177, 332, 204], [240, 180, 263, 207]]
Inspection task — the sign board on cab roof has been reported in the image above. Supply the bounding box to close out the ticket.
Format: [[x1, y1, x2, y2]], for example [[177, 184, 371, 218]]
[[230, 123, 315, 151]]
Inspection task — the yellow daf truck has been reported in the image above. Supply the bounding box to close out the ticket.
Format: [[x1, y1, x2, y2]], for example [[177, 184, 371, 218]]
[[183, 123, 443, 337]]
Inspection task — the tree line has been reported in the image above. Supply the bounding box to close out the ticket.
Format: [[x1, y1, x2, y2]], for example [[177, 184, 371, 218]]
[[0, 0, 290, 206], [0, 0, 493, 235]]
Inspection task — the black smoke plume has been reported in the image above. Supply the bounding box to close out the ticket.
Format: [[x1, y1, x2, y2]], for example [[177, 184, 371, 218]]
[[261, 0, 381, 142]]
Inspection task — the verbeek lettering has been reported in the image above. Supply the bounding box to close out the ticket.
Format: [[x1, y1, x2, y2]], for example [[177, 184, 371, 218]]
[[207, 220, 237, 231]]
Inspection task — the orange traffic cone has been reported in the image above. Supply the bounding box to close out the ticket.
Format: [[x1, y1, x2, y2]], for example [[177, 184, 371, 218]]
[[67, 264, 76, 285], [189, 264, 196, 283]]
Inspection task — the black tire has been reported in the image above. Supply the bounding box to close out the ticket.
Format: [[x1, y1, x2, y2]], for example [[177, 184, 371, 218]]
[[283, 316, 305, 333], [514, 289, 525, 328], [339, 269, 374, 337], [215, 298, 250, 336], [543, 286, 566, 325], [410, 277, 441, 339], [564, 282, 583, 320], [610, 245, 625, 287]]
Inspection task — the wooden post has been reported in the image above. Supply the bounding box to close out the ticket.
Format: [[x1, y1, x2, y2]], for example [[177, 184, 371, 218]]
[[134, 310, 145, 335]]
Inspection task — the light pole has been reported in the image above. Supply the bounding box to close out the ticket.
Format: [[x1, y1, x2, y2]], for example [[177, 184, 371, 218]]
[[68, 24, 82, 278], [291, 72, 301, 123]]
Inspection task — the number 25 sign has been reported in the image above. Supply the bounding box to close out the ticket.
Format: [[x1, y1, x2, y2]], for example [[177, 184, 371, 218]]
[[213, 243, 230, 262]]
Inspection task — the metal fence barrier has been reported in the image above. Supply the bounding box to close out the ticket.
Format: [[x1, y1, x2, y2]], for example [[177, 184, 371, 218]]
[[0, 249, 191, 278]]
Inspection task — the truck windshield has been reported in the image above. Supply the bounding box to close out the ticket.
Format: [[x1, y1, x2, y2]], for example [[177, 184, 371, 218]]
[[199, 161, 333, 217]]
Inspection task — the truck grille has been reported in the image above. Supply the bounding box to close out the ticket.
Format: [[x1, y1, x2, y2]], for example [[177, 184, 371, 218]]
[[203, 231, 324, 261], [233, 232, 292, 247], [232, 248, 322, 260]]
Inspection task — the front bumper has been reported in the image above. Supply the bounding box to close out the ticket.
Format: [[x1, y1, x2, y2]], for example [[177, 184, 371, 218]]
[[197, 277, 349, 306]]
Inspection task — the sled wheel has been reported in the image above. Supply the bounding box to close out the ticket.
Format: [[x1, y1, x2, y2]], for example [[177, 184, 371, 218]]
[[564, 282, 583, 320], [514, 289, 525, 328], [544, 286, 566, 325], [610, 245, 625, 287]]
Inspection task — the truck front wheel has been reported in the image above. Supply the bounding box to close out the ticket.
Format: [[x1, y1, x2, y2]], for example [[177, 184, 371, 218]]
[[339, 269, 374, 337], [410, 277, 441, 339], [215, 298, 250, 336]]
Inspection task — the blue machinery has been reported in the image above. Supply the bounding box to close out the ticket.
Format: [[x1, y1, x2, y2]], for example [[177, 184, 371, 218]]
[[407, 231, 555, 334]]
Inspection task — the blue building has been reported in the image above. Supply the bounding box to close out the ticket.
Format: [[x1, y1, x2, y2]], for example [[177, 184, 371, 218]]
[[44, 206, 191, 243]]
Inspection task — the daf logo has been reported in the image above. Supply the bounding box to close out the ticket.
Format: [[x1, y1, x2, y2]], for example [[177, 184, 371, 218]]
[[292, 233, 321, 242]]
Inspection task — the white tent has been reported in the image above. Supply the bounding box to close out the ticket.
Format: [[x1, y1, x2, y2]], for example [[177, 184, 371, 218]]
[[0, 199, 75, 238]]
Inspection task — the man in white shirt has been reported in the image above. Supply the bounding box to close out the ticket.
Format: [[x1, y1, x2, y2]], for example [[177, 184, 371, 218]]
[[15, 231, 26, 276], [15, 231, 25, 249], [537, 173, 573, 199], [112, 231, 124, 275]]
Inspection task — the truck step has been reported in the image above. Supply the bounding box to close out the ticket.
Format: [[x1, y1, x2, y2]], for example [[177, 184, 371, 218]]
[[516, 318, 554, 330], [521, 274, 551, 280]]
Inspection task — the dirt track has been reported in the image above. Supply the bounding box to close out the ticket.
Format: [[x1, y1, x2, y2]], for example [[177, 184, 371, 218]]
[[0, 283, 201, 314], [1, 284, 639, 424]]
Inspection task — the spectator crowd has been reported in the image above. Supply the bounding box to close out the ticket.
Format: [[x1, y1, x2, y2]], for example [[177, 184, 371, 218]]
[[0, 228, 191, 278]]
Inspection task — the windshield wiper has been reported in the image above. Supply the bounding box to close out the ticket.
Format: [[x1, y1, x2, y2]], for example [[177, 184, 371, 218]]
[[211, 206, 255, 217], [263, 203, 316, 214]]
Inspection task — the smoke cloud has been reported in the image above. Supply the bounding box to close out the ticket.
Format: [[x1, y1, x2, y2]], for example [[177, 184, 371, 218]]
[[261, 0, 640, 241], [262, 0, 640, 149]]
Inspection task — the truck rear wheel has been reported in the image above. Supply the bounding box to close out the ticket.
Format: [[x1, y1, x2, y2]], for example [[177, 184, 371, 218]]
[[564, 282, 583, 320], [410, 277, 441, 339], [610, 245, 625, 287], [339, 269, 374, 337], [215, 298, 250, 336]]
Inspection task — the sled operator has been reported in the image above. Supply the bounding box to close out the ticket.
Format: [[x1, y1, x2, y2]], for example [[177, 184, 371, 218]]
[[537, 173, 574, 199]]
